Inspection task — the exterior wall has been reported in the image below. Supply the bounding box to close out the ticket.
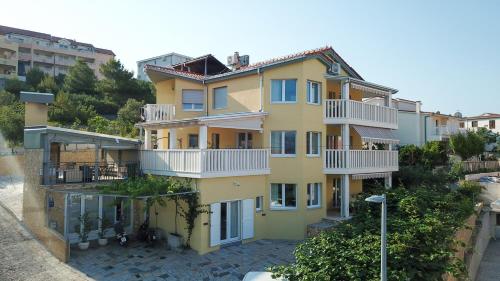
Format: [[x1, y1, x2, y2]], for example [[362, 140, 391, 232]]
[[207, 74, 261, 115], [25, 103, 48, 126], [156, 78, 205, 120], [325, 176, 362, 210], [23, 149, 69, 262], [137, 53, 191, 81], [0, 154, 24, 176], [396, 111, 424, 146], [464, 118, 500, 134]]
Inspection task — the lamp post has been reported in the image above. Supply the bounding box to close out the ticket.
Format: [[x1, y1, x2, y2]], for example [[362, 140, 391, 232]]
[[365, 194, 387, 281]]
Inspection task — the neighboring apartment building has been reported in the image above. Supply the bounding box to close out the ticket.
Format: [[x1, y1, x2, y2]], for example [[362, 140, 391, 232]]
[[0, 25, 114, 87], [136, 47, 399, 254], [137, 52, 191, 81], [365, 97, 461, 146], [461, 113, 500, 134]]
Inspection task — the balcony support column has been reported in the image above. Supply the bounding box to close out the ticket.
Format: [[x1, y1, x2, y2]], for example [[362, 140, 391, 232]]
[[341, 174, 350, 218], [199, 125, 208, 149], [169, 129, 177, 149], [384, 175, 392, 189], [144, 129, 152, 150]]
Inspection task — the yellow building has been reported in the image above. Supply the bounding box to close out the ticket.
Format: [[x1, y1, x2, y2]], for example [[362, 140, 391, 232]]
[[136, 47, 399, 254]]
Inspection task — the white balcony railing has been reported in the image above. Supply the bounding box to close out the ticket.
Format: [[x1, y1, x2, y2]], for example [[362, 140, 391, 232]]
[[324, 149, 398, 174], [140, 149, 270, 178], [324, 99, 398, 129], [432, 125, 459, 137], [142, 104, 175, 122]]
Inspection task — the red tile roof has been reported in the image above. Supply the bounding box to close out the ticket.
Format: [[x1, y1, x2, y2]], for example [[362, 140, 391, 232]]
[[466, 113, 500, 120], [145, 46, 362, 82]]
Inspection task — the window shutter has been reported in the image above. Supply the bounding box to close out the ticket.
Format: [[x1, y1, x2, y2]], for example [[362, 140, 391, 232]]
[[209, 203, 221, 247], [242, 199, 255, 240], [182, 90, 203, 104]]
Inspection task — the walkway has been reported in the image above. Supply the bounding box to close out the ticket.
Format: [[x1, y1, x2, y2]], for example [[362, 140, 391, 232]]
[[69, 240, 297, 281], [476, 239, 500, 281], [0, 204, 89, 281]]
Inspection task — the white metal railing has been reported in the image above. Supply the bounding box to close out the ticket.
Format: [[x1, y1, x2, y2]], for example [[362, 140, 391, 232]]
[[142, 104, 175, 122], [140, 149, 270, 177], [324, 99, 398, 127], [324, 149, 398, 171], [432, 125, 460, 136]]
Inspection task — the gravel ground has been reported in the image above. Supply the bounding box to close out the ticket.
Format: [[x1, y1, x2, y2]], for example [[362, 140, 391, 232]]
[[0, 176, 23, 220], [0, 205, 90, 281]]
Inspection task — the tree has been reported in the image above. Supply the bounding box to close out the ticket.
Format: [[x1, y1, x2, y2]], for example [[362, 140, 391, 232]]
[[87, 116, 112, 134], [63, 59, 97, 95], [4, 77, 29, 96], [421, 141, 448, 168], [37, 76, 58, 93], [0, 102, 24, 149], [26, 67, 46, 90], [450, 131, 485, 160], [0, 90, 16, 105], [97, 59, 155, 106], [398, 145, 422, 166], [116, 99, 143, 137]]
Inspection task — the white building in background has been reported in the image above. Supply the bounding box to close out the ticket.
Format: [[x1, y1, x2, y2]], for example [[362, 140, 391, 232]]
[[136, 53, 191, 81], [365, 97, 461, 146], [460, 113, 500, 134]]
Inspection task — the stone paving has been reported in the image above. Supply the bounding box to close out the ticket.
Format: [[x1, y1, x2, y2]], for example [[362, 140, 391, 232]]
[[0, 176, 24, 221], [476, 239, 500, 281], [69, 240, 297, 281], [0, 204, 89, 281]]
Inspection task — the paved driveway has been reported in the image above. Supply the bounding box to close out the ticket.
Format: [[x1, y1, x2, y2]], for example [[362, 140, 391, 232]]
[[69, 240, 297, 281], [476, 239, 500, 281], [0, 204, 89, 281]]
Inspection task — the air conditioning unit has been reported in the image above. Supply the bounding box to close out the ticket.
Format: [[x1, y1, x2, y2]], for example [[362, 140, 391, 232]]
[[239, 55, 249, 67], [227, 55, 235, 65], [329, 62, 341, 75]]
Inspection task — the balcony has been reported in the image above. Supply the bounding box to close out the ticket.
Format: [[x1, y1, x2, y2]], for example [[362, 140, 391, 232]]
[[324, 99, 398, 129], [324, 149, 398, 174], [42, 161, 139, 186], [141, 104, 176, 122], [429, 125, 459, 141], [140, 149, 270, 178], [0, 57, 17, 67]]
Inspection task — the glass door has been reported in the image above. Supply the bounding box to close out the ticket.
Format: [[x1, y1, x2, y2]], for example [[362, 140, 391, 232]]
[[220, 201, 240, 243]]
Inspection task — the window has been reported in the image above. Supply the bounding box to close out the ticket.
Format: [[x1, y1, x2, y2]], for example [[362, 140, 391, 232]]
[[213, 87, 228, 109], [271, 131, 296, 156], [306, 132, 321, 156], [307, 183, 321, 208], [270, 184, 297, 209], [182, 89, 204, 111], [255, 196, 263, 212], [459, 122, 465, 128], [489, 120, 496, 129], [307, 81, 321, 104], [271, 79, 297, 103], [472, 121, 478, 127], [188, 134, 199, 148]]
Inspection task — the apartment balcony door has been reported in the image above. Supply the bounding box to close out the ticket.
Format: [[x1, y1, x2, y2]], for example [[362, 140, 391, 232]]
[[220, 201, 240, 244], [210, 199, 254, 247], [237, 132, 253, 149]]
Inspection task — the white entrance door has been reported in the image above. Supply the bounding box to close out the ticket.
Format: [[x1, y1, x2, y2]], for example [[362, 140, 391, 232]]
[[220, 201, 240, 243]]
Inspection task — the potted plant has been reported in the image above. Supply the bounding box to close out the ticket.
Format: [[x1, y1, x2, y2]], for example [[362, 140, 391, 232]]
[[97, 217, 111, 246], [75, 212, 92, 250]]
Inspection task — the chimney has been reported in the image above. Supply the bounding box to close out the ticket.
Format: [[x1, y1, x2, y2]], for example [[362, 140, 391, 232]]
[[20, 92, 54, 127], [227, 52, 249, 70]]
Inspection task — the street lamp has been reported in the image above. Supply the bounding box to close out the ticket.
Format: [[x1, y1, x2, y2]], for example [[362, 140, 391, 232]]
[[365, 194, 387, 281]]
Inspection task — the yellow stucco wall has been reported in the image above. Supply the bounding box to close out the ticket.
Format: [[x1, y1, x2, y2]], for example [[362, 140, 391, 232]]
[[25, 103, 48, 126]]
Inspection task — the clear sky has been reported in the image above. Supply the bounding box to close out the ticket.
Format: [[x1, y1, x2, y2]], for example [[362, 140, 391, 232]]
[[2, 0, 499, 116]]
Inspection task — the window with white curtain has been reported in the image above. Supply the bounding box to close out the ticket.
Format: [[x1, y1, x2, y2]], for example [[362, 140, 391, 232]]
[[307, 183, 321, 208], [306, 131, 321, 156], [307, 80, 321, 104], [213, 87, 228, 109], [271, 131, 296, 156], [270, 183, 297, 209]]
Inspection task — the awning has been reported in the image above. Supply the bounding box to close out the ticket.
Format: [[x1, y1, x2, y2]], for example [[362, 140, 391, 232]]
[[352, 125, 399, 144], [352, 172, 392, 180]]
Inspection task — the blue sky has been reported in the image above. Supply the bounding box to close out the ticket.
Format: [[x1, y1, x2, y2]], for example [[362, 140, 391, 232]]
[[2, 0, 499, 116]]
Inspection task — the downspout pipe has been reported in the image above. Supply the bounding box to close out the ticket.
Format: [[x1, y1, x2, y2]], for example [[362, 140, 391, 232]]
[[258, 68, 263, 112]]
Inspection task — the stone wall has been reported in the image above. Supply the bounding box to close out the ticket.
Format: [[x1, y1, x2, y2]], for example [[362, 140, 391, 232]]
[[22, 149, 69, 262]]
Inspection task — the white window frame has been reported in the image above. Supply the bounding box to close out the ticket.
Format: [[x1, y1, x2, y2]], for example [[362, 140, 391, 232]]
[[270, 183, 297, 210], [255, 196, 263, 212], [270, 79, 297, 104], [213, 86, 228, 110], [182, 89, 204, 112], [306, 80, 321, 105], [306, 131, 321, 157], [270, 131, 296, 157], [307, 183, 321, 208]]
